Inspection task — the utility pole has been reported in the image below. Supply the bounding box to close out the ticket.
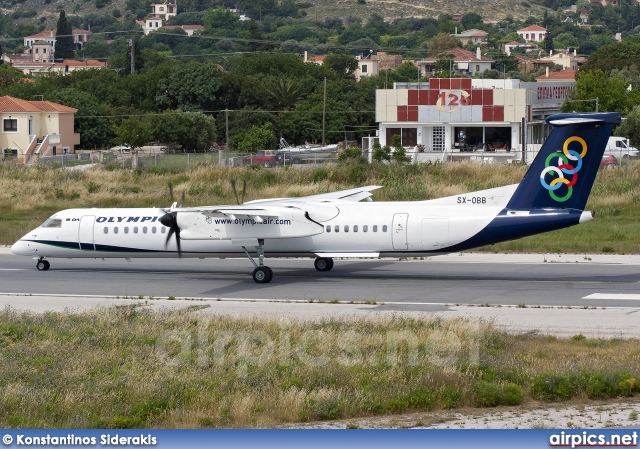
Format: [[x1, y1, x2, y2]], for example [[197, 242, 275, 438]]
[[322, 77, 327, 146]]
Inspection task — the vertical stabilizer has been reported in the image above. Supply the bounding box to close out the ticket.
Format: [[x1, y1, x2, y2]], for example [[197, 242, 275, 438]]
[[507, 112, 621, 210]]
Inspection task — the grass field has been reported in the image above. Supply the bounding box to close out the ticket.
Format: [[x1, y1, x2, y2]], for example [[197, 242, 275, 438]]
[[1, 160, 639, 252], [0, 309, 638, 428]]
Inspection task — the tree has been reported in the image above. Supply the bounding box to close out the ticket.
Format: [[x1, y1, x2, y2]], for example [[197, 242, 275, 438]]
[[391, 134, 411, 163], [266, 78, 304, 110], [113, 116, 154, 150], [150, 110, 217, 151], [461, 12, 484, 29], [372, 141, 391, 162], [428, 32, 458, 54], [236, 123, 277, 153], [543, 31, 553, 55], [615, 106, 640, 147], [155, 61, 224, 111], [323, 53, 358, 79], [561, 69, 640, 115], [54, 10, 74, 61], [47, 88, 113, 150]]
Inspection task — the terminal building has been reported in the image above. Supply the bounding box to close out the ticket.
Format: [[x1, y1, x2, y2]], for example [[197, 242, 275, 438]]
[[372, 77, 575, 164]]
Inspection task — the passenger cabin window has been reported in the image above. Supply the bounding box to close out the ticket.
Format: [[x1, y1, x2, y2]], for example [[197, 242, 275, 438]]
[[143, 227, 148, 234], [363, 225, 368, 232], [326, 225, 331, 233], [104, 227, 108, 234], [334, 225, 339, 233], [134, 227, 138, 234], [124, 227, 129, 234], [383, 225, 388, 232], [354, 225, 358, 232], [373, 225, 378, 232], [161, 227, 166, 234], [42, 218, 62, 228], [152, 227, 157, 234], [344, 225, 349, 232], [114, 227, 119, 234]]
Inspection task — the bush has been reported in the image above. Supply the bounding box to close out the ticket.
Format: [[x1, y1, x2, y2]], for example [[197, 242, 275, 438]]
[[532, 373, 576, 401], [471, 381, 525, 407]]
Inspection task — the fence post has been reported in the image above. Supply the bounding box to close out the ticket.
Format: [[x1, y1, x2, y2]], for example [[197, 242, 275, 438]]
[[187, 153, 190, 170]]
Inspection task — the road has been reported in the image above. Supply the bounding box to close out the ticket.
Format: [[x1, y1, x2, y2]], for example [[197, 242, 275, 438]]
[[1, 248, 639, 337]]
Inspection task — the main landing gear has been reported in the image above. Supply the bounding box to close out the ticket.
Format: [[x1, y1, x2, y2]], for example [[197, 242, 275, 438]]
[[242, 239, 273, 284], [314, 257, 334, 272], [36, 257, 50, 271]]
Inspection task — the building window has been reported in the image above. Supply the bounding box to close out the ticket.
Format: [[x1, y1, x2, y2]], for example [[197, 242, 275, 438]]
[[476, 65, 480, 72], [3, 119, 17, 132], [361, 64, 368, 73]]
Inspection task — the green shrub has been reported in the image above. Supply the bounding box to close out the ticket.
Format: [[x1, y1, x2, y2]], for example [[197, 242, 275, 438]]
[[532, 373, 576, 401], [440, 386, 463, 409]]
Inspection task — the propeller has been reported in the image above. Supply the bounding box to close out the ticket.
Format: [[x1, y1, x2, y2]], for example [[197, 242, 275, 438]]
[[231, 179, 246, 205], [160, 182, 184, 257]]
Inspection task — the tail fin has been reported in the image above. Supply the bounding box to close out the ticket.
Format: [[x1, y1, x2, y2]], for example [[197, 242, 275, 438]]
[[507, 112, 621, 210]]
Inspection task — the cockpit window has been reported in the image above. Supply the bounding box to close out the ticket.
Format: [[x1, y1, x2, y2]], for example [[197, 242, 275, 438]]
[[42, 218, 63, 228]]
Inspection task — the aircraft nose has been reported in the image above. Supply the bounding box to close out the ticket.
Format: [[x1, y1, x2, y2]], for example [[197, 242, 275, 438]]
[[11, 239, 33, 256]]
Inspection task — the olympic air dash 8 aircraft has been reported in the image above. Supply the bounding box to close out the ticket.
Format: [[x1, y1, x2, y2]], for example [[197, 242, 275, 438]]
[[12, 112, 620, 283]]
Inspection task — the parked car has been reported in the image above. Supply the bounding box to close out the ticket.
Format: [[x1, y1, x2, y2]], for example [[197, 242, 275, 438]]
[[600, 153, 618, 169], [275, 150, 293, 166], [244, 150, 277, 167]]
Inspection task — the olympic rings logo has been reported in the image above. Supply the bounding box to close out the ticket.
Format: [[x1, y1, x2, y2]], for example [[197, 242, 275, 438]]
[[539, 136, 587, 202]]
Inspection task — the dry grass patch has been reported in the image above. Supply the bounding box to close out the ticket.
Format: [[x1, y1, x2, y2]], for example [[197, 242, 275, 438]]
[[1, 308, 639, 428]]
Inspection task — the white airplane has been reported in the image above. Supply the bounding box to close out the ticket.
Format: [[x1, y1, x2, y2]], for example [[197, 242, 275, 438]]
[[11, 112, 620, 283]]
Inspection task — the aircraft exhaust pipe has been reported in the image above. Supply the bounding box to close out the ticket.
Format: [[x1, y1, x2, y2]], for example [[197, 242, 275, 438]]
[[579, 210, 594, 224]]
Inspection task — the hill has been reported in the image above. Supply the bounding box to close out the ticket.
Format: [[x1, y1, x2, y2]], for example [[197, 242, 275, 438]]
[[8, 0, 548, 32]]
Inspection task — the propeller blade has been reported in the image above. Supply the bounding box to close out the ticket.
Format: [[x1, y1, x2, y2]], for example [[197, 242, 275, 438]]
[[175, 228, 182, 256], [231, 180, 239, 205], [160, 212, 182, 258]]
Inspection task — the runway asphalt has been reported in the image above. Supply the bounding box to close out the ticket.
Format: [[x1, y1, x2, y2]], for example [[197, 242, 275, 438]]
[[1, 247, 639, 338]]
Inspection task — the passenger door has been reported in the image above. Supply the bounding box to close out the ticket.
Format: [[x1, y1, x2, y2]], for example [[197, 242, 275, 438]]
[[78, 216, 95, 251], [392, 213, 408, 250]]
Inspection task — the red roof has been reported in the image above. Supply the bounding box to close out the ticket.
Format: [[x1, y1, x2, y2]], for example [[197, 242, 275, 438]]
[[0, 96, 77, 113], [518, 25, 547, 32], [535, 68, 576, 80], [54, 59, 107, 68], [25, 30, 55, 39]]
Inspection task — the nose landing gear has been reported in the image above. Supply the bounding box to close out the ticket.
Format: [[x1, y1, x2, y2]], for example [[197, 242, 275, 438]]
[[36, 257, 50, 271]]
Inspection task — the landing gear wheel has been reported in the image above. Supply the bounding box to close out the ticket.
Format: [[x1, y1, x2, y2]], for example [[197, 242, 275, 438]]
[[36, 259, 50, 271], [314, 257, 334, 272], [253, 266, 273, 283]]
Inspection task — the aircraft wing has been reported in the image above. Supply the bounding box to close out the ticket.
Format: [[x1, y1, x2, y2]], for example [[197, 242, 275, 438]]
[[244, 185, 383, 205]]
